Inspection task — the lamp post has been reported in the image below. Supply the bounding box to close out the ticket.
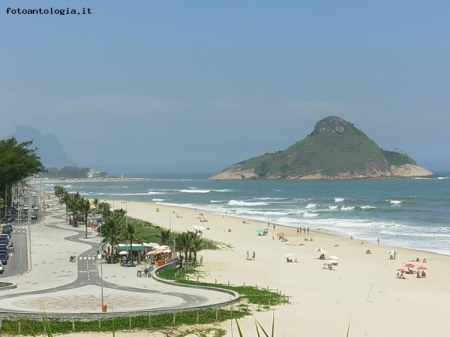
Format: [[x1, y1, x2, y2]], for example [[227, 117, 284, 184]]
[[121, 201, 128, 258], [121, 201, 128, 226], [27, 190, 32, 271], [98, 239, 104, 311]]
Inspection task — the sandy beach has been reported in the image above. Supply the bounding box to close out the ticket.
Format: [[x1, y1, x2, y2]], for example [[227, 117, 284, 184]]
[[64, 199, 448, 337], [10, 194, 450, 337]]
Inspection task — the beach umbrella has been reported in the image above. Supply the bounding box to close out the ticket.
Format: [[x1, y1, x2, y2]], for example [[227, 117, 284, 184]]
[[397, 268, 407, 272], [405, 263, 415, 268], [286, 253, 295, 257], [145, 251, 154, 256], [163, 249, 172, 253], [329, 255, 339, 261], [119, 251, 128, 255], [388, 250, 397, 255], [316, 248, 326, 253], [417, 266, 428, 270]]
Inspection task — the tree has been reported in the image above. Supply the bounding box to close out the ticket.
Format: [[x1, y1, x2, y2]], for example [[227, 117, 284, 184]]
[[79, 197, 96, 239], [122, 221, 139, 263], [256, 162, 268, 178], [97, 201, 112, 217], [176, 231, 193, 269], [53, 185, 67, 204], [188, 231, 203, 266], [100, 210, 125, 263], [156, 228, 173, 246], [0, 137, 44, 210]]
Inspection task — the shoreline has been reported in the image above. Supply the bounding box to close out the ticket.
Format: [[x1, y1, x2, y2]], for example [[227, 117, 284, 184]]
[[135, 200, 450, 258], [146, 199, 448, 253]]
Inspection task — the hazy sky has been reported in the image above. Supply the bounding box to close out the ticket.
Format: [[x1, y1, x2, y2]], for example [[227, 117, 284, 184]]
[[1, 1, 449, 174]]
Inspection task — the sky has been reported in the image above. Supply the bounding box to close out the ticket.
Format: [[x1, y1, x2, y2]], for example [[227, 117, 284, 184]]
[[1, 1, 449, 174]]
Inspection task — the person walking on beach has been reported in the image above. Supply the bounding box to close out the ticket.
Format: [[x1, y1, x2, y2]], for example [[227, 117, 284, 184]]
[[246, 251, 250, 260], [252, 251, 256, 261], [377, 238, 380, 246]]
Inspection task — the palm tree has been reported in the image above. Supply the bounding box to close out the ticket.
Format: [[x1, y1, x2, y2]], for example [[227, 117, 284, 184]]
[[62, 192, 82, 226], [189, 231, 203, 266], [79, 197, 96, 239], [53, 185, 67, 204], [122, 221, 139, 263], [176, 231, 194, 269], [156, 228, 172, 246], [100, 211, 125, 263], [97, 201, 112, 217]]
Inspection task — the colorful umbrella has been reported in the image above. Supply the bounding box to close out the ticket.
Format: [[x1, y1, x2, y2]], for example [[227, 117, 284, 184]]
[[417, 266, 428, 270], [405, 263, 415, 268]]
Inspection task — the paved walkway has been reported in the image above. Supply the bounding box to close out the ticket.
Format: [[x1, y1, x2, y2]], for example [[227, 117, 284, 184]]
[[0, 199, 235, 315]]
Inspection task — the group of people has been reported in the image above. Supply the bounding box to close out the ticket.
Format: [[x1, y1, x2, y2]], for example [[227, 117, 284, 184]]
[[296, 227, 310, 234]]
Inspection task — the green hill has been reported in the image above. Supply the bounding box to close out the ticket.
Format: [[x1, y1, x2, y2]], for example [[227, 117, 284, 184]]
[[210, 116, 433, 180]]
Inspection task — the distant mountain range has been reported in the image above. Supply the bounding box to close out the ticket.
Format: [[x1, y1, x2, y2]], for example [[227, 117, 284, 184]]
[[210, 116, 434, 180], [6, 125, 76, 168]]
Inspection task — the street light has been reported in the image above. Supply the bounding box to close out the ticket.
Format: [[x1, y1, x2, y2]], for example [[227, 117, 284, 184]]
[[121, 201, 128, 226], [98, 240, 104, 311], [121, 201, 129, 259], [27, 190, 32, 271]]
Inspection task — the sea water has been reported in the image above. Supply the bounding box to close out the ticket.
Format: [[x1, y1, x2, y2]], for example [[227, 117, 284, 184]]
[[50, 173, 450, 255]]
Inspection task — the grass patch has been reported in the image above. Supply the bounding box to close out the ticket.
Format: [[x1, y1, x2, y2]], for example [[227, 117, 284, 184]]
[[0, 309, 246, 336], [157, 266, 288, 307]]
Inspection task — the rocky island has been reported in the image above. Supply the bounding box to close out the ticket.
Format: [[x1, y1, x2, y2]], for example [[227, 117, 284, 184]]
[[210, 116, 434, 180]]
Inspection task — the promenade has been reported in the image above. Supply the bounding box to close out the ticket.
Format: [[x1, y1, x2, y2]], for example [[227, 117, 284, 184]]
[[0, 198, 235, 316]]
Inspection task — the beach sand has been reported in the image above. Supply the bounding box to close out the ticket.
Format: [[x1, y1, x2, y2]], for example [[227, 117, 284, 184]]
[[78, 200, 450, 337], [26, 198, 450, 336]]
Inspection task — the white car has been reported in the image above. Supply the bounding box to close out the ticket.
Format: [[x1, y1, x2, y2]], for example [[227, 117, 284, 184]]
[[0, 261, 4, 274], [23, 204, 29, 210]]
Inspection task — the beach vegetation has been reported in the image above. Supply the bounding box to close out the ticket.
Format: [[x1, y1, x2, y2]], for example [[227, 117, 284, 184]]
[[0, 309, 245, 336], [157, 266, 288, 308]]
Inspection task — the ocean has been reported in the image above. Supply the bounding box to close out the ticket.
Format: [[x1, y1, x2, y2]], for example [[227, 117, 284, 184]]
[[48, 173, 450, 255]]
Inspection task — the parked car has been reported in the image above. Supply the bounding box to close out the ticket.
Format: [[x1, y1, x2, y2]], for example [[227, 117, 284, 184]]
[[0, 253, 8, 265], [31, 214, 38, 220], [0, 261, 4, 274]]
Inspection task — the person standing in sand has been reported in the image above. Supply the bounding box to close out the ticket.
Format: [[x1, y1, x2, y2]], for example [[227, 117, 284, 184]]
[[252, 251, 256, 260]]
